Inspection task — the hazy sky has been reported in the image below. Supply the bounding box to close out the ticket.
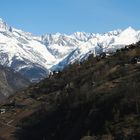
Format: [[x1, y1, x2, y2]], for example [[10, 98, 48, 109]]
[[0, 0, 140, 35]]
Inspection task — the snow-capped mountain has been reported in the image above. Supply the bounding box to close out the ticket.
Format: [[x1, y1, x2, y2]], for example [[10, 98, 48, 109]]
[[0, 18, 140, 81]]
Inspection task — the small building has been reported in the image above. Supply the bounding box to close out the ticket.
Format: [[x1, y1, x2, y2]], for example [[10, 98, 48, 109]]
[[130, 56, 140, 64], [0, 108, 6, 114], [99, 52, 106, 59]]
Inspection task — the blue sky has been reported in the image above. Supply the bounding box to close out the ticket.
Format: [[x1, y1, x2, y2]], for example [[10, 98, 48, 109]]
[[0, 0, 140, 35]]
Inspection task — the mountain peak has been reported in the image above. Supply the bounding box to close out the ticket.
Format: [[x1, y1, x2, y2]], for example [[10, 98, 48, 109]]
[[123, 26, 136, 33], [127, 26, 135, 30], [0, 18, 9, 31], [0, 18, 5, 25], [0, 17, 4, 22], [118, 26, 137, 38]]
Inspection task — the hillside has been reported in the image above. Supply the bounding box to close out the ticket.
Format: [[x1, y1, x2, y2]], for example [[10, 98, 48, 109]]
[[0, 65, 30, 101], [0, 42, 140, 140]]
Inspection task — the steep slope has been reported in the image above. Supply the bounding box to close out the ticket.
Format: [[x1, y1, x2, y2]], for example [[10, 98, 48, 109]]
[[0, 65, 30, 101], [0, 18, 140, 81], [0, 42, 140, 140]]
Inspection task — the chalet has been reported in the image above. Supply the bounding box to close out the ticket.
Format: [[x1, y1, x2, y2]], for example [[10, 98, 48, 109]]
[[99, 52, 106, 59], [0, 108, 6, 114]]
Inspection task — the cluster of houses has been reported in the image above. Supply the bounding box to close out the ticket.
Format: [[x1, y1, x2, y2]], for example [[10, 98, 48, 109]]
[[130, 56, 140, 64], [96, 44, 140, 65], [0, 99, 16, 115]]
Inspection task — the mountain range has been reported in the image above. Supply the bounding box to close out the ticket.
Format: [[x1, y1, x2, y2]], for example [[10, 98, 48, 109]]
[[0, 18, 140, 82]]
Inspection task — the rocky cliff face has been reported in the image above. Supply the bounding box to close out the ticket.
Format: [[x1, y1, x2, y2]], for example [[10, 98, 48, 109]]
[[0, 65, 30, 100]]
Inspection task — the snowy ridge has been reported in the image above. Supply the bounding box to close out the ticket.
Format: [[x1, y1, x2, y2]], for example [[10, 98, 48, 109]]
[[0, 18, 140, 81]]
